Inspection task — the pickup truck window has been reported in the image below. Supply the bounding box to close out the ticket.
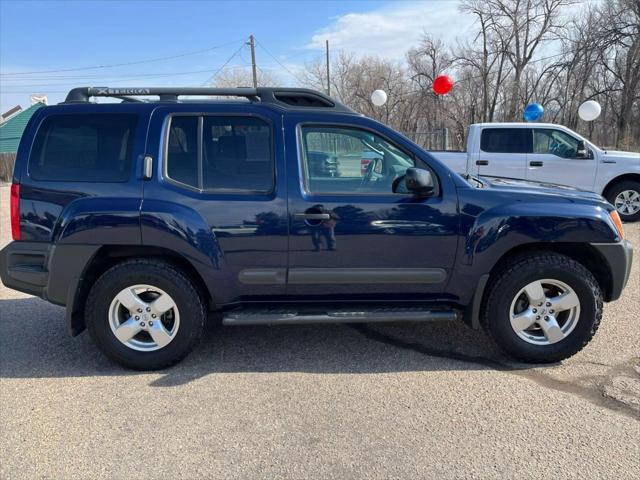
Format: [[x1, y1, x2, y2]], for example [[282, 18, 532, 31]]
[[166, 115, 273, 193], [533, 129, 580, 158], [480, 128, 532, 154], [29, 113, 137, 182], [300, 125, 414, 194]]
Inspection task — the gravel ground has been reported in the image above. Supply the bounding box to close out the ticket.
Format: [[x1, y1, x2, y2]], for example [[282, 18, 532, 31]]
[[0, 183, 638, 479]]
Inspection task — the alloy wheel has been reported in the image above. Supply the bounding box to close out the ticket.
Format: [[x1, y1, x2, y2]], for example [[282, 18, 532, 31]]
[[614, 189, 640, 216], [509, 279, 581, 346], [108, 284, 180, 352]]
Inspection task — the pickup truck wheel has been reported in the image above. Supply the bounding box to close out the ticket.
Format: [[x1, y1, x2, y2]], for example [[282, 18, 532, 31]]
[[483, 253, 602, 363], [606, 181, 640, 221], [86, 259, 205, 370]]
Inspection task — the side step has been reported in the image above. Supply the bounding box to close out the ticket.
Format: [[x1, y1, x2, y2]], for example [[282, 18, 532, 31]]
[[222, 306, 459, 326]]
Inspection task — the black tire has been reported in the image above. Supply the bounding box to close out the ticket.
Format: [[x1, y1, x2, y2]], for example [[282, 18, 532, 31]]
[[482, 252, 603, 363], [605, 180, 640, 222], [86, 259, 205, 370]]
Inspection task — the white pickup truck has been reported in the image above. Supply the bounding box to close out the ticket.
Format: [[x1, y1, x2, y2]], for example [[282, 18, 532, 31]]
[[430, 123, 640, 221]]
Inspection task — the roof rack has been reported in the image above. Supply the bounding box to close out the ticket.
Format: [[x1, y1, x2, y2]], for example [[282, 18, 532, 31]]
[[63, 87, 355, 113]]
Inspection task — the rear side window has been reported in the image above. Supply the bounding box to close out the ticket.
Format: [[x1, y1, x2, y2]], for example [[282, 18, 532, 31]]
[[166, 115, 273, 193], [166, 116, 199, 187], [480, 128, 532, 154], [29, 113, 137, 182]]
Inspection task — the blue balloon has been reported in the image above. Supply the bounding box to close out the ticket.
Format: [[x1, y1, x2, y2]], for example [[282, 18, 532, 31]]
[[523, 103, 544, 122]]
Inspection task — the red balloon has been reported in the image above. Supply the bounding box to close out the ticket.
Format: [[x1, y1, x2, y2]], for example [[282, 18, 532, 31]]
[[433, 75, 453, 95]]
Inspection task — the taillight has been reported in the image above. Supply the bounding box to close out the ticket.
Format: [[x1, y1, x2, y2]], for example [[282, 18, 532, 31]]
[[10, 182, 20, 240]]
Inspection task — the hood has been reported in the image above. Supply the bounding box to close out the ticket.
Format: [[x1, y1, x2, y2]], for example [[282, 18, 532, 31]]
[[481, 176, 605, 202], [601, 150, 640, 161]]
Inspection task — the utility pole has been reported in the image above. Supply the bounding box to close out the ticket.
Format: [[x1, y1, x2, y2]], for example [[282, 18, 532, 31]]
[[249, 34, 258, 88], [325, 39, 330, 96]]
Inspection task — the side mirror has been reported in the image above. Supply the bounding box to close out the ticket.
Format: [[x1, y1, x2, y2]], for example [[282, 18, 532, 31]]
[[576, 140, 588, 158], [393, 167, 435, 195]]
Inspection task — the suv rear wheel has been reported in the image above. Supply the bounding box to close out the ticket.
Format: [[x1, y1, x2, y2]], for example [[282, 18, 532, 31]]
[[483, 252, 602, 363], [86, 259, 205, 370]]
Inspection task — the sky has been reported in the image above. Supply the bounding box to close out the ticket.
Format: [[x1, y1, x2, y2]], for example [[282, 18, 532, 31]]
[[0, 0, 475, 112]]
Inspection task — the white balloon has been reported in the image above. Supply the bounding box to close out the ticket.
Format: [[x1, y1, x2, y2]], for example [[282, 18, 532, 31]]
[[371, 89, 388, 107], [578, 100, 601, 122]]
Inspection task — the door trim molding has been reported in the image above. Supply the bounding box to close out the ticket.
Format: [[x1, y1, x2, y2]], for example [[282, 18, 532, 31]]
[[288, 268, 446, 285], [238, 268, 286, 285]]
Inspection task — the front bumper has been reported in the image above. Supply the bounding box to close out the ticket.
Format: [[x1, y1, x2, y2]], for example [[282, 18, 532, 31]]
[[591, 240, 634, 301]]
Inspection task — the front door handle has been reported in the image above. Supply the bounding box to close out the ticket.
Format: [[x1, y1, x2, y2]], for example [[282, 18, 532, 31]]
[[294, 213, 330, 220], [476, 160, 489, 166], [529, 161, 544, 167]]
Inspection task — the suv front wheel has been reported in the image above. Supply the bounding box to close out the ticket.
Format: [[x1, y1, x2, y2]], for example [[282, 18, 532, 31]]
[[86, 259, 205, 370], [483, 252, 603, 363]]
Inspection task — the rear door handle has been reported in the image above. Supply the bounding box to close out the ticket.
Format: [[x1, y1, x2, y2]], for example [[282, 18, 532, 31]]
[[476, 160, 489, 166], [529, 161, 544, 167], [294, 213, 330, 220]]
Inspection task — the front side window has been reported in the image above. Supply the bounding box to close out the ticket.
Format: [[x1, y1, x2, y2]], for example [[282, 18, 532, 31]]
[[533, 129, 581, 158], [29, 113, 137, 182], [166, 115, 273, 193], [480, 128, 532, 154], [300, 126, 414, 194]]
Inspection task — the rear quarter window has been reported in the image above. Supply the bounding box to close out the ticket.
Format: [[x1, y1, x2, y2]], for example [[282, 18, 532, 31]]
[[29, 113, 137, 182]]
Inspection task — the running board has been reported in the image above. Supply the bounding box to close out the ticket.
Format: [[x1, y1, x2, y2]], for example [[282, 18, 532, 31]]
[[222, 307, 459, 326]]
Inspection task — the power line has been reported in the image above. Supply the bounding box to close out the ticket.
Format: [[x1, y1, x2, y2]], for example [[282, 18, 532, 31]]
[[0, 38, 245, 76], [0, 90, 68, 93], [1, 63, 311, 88], [201, 42, 248, 86], [255, 39, 307, 85], [0, 65, 252, 88], [0, 40, 250, 90], [0, 46, 572, 95], [0, 65, 249, 82]]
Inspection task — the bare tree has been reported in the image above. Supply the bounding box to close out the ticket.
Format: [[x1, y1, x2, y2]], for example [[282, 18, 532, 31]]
[[471, 0, 573, 120], [210, 67, 282, 88], [459, 0, 512, 121], [301, 0, 639, 150], [598, 0, 640, 147], [304, 53, 416, 130]]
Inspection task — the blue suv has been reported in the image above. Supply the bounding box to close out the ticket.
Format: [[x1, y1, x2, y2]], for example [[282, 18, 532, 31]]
[[0, 87, 633, 370]]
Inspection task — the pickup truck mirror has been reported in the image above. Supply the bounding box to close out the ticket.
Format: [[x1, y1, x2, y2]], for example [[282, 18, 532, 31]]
[[393, 167, 435, 196], [576, 140, 589, 158]]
